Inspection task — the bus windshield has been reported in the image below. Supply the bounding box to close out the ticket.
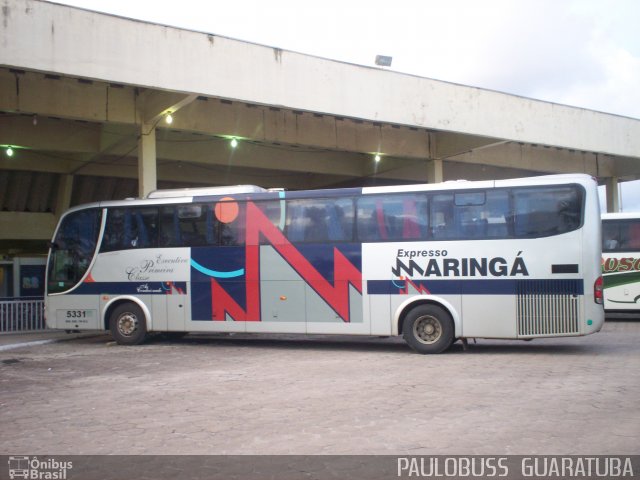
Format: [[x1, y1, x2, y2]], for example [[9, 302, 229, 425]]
[[47, 208, 102, 294]]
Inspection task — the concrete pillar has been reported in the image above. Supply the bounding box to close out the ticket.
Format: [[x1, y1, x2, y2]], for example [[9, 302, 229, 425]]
[[55, 174, 74, 218], [138, 123, 157, 198], [12, 257, 20, 297], [426, 159, 443, 184], [605, 177, 620, 213]]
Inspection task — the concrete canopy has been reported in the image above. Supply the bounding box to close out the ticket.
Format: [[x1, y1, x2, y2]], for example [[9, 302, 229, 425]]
[[0, 0, 639, 254]]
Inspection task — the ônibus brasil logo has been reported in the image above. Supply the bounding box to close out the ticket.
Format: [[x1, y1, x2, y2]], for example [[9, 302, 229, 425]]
[[7, 456, 72, 480]]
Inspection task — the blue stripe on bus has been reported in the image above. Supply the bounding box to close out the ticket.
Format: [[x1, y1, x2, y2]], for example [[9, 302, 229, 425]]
[[367, 279, 584, 295], [190, 259, 245, 278], [71, 282, 187, 295]]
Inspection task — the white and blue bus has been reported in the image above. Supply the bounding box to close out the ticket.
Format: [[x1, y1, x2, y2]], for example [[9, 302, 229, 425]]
[[45, 174, 604, 353], [602, 212, 640, 314]]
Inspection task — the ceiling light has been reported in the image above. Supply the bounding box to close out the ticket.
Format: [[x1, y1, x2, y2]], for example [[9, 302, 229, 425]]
[[165, 113, 173, 125], [230, 138, 238, 148]]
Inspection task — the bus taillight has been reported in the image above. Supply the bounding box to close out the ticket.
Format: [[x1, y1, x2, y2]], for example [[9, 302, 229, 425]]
[[594, 276, 604, 304]]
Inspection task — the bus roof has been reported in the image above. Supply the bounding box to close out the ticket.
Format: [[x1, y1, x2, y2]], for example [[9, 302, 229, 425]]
[[58, 173, 597, 215], [146, 184, 267, 199]]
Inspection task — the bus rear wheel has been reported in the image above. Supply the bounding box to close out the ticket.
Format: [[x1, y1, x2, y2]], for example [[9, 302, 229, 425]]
[[109, 302, 147, 345], [402, 304, 454, 354]]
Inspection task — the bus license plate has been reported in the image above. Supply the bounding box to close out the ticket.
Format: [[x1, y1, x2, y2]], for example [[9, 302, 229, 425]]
[[57, 309, 96, 325]]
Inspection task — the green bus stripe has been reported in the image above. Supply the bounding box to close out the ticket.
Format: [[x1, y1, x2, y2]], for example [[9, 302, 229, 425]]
[[603, 270, 640, 289]]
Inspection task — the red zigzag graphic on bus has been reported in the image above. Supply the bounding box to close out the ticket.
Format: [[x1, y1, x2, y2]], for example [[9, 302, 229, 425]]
[[400, 277, 431, 295], [211, 201, 362, 322]]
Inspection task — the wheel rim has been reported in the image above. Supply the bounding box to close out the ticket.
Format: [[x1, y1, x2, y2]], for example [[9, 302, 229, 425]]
[[413, 315, 442, 345], [117, 311, 139, 337]]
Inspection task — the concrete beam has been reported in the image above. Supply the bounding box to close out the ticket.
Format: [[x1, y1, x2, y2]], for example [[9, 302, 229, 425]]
[[0, 212, 57, 240], [138, 90, 198, 125], [610, 156, 640, 179], [3, 68, 633, 182], [0, 149, 82, 173], [165, 98, 432, 158], [155, 135, 371, 177], [0, 115, 102, 153], [434, 131, 504, 159], [446, 142, 609, 176], [0, 68, 137, 124], [1, 70, 432, 159], [444, 161, 538, 181]]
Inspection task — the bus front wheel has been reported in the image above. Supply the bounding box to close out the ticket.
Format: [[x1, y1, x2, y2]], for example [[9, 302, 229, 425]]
[[402, 304, 454, 354], [109, 302, 148, 345]]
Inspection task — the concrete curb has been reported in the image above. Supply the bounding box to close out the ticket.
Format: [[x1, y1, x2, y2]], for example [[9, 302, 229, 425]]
[[0, 339, 58, 352], [0, 333, 106, 352]]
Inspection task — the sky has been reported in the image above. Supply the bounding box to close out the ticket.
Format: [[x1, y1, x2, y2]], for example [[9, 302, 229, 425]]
[[50, 0, 640, 210]]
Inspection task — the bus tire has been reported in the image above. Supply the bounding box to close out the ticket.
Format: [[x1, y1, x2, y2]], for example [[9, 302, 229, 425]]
[[402, 304, 454, 354], [109, 302, 147, 345]]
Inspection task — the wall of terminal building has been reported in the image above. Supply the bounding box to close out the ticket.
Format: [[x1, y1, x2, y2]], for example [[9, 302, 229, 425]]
[[0, 256, 46, 298]]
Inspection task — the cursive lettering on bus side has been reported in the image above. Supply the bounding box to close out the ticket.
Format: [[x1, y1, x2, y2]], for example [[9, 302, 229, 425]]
[[125, 255, 188, 280], [602, 257, 640, 273]]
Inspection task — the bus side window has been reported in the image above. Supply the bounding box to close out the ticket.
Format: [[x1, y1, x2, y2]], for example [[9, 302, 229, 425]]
[[401, 197, 428, 240], [430, 194, 455, 239], [326, 204, 343, 240], [602, 221, 620, 251], [454, 192, 486, 239], [484, 190, 510, 238], [133, 211, 151, 248], [356, 197, 380, 242], [159, 206, 179, 247], [255, 200, 282, 230], [159, 204, 214, 248], [326, 200, 353, 241], [624, 222, 640, 249], [101, 207, 157, 251], [358, 196, 402, 241], [357, 195, 427, 242], [304, 206, 328, 242], [285, 198, 353, 243], [179, 205, 208, 247], [513, 190, 554, 237], [602, 219, 640, 252], [286, 202, 307, 242], [556, 191, 581, 233], [101, 209, 125, 251], [219, 202, 246, 246], [131, 208, 157, 248], [514, 186, 583, 237]]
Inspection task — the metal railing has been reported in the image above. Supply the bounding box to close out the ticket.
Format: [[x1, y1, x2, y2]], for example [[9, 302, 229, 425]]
[[0, 297, 46, 333]]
